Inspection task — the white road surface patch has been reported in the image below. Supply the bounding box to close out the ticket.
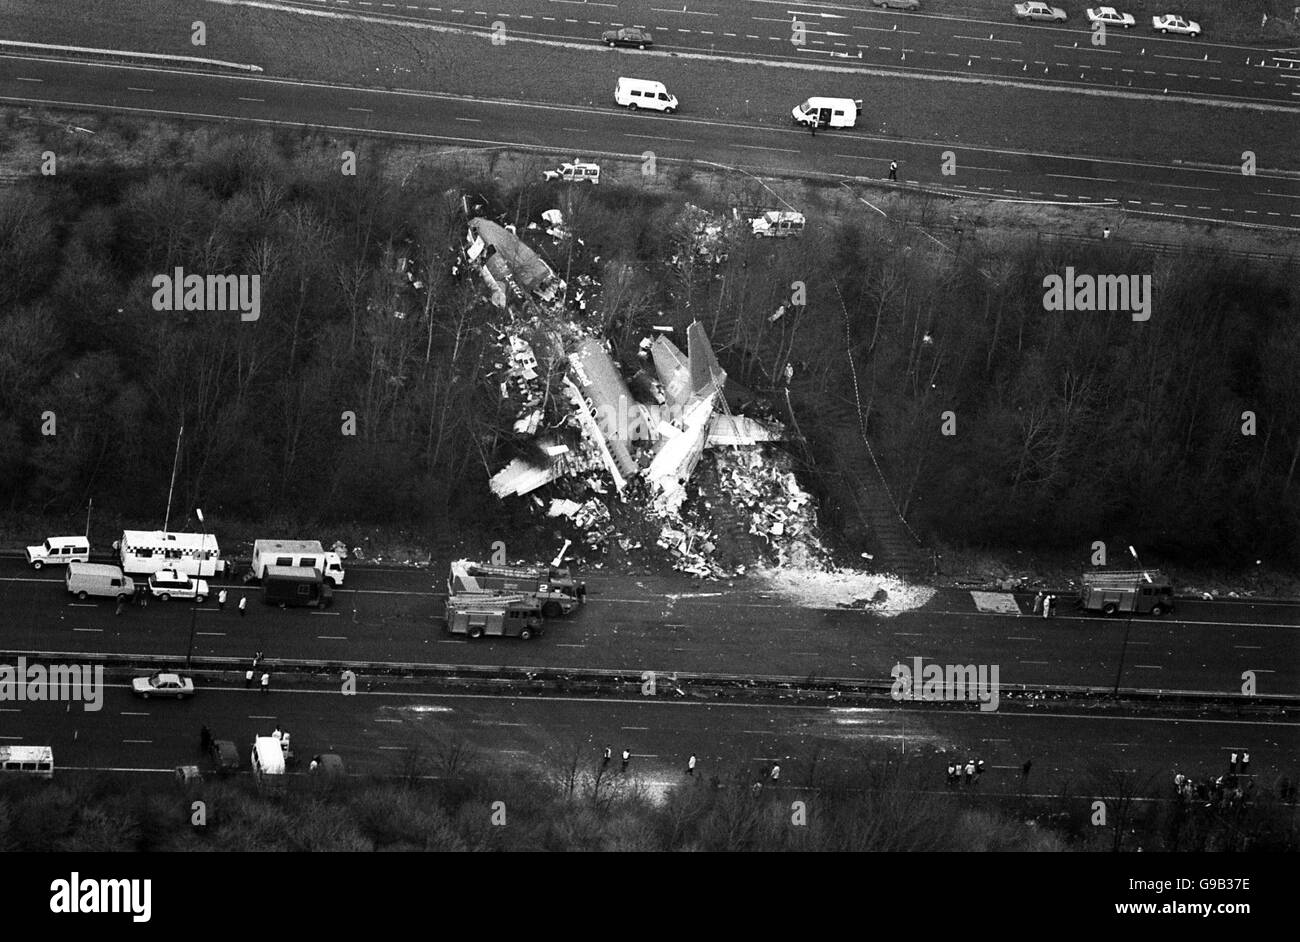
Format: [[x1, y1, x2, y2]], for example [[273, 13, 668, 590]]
[[755, 567, 935, 617]]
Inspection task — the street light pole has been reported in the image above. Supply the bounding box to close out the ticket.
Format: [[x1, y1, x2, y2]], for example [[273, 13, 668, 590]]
[[1112, 545, 1144, 698], [186, 607, 196, 672]]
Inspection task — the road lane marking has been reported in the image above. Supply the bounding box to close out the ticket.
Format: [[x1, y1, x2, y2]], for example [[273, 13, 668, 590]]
[[316, 635, 348, 640]]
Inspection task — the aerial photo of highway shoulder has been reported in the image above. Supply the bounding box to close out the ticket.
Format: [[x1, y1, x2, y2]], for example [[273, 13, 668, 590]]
[[0, 0, 1296, 912]]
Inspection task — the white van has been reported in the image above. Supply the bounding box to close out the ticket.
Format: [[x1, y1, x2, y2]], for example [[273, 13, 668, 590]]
[[26, 535, 90, 569], [791, 97, 861, 129], [66, 562, 136, 601], [0, 745, 54, 778], [615, 77, 678, 113], [251, 736, 287, 790]]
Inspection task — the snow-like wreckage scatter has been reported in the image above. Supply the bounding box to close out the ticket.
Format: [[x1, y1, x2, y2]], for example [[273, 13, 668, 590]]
[[754, 567, 936, 617]]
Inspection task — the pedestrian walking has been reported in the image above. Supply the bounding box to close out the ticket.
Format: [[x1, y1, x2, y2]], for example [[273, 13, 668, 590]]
[[888, 160, 898, 181], [1042, 594, 1053, 619], [770, 763, 781, 783], [602, 746, 612, 766], [238, 595, 247, 617], [260, 671, 270, 694], [1032, 591, 1044, 615], [115, 597, 125, 616], [1241, 753, 1250, 775], [809, 120, 816, 137], [245, 669, 254, 689], [253, 650, 263, 670], [687, 754, 697, 776], [947, 762, 957, 787], [965, 759, 976, 784], [976, 758, 985, 779], [218, 588, 227, 610], [621, 748, 631, 771], [1022, 759, 1032, 781], [199, 724, 212, 755], [1229, 751, 1238, 772]]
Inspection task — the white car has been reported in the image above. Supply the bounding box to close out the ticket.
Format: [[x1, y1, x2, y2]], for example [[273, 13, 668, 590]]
[[147, 569, 210, 602], [1151, 14, 1200, 36], [543, 160, 601, 184], [1087, 7, 1135, 28], [132, 672, 195, 699], [1013, 2, 1067, 22]]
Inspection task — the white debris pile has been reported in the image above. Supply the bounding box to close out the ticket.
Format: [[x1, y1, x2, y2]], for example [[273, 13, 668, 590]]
[[714, 447, 825, 569], [670, 203, 732, 268], [755, 567, 936, 617]]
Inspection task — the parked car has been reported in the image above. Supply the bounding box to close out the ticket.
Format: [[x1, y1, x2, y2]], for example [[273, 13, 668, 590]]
[[209, 739, 239, 773], [1086, 7, 1135, 27], [25, 535, 90, 569], [543, 160, 601, 184], [147, 568, 210, 602], [872, 0, 921, 8], [602, 27, 653, 49], [1151, 13, 1200, 35], [132, 672, 195, 699], [1014, 2, 1067, 21]]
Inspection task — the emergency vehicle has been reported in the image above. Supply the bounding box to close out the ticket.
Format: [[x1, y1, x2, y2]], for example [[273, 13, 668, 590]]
[[444, 595, 544, 640], [118, 530, 225, 578], [1080, 569, 1174, 616], [448, 559, 586, 617]]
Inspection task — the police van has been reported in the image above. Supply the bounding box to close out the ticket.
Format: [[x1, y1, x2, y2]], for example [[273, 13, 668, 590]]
[[0, 745, 54, 778]]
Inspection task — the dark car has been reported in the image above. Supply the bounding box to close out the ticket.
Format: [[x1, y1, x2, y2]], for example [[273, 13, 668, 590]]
[[602, 27, 653, 49], [209, 739, 239, 774]]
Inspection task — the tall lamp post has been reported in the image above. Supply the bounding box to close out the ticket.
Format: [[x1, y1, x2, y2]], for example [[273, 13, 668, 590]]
[[1111, 545, 1150, 697]]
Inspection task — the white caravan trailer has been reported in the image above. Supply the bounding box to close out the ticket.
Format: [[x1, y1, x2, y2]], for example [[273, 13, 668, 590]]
[[118, 530, 225, 578]]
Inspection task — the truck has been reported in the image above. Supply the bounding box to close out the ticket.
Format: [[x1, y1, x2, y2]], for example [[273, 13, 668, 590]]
[[1080, 569, 1174, 616], [448, 559, 586, 617], [261, 565, 335, 608], [249, 539, 346, 586], [444, 595, 544, 640]]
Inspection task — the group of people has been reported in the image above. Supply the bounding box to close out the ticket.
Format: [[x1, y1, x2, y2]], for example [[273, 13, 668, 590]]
[[1173, 753, 1254, 809], [946, 757, 986, 786], [244, 651, 269, 692], [1032, 592, 1059, 618]]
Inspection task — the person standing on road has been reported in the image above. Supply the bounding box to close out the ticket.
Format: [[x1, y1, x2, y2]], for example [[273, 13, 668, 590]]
[[603, 746, 612, 766], [947, 762, 957, 787], [621, 748, 631, 771], [245, 668, 254, 689], [1032, 591, 1044, 616], [1022, 759, 1032, 782], [770, 763, 781, 783], [260, 671, 270, 694], [1041, 595, 1052, 619], [687, 754, 697, 776], [809, 119, 816, 137], [888, 161, 898, 181], [238, 596, 247, 617], [115, 597, 125, 616], [218, 588, 227, 611]]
